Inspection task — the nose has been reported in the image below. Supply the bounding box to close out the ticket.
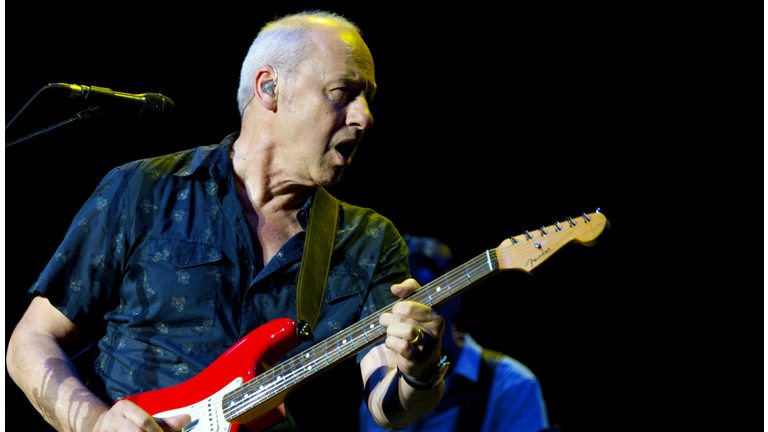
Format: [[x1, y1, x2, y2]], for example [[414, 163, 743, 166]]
[[347, 95, 374, 130]]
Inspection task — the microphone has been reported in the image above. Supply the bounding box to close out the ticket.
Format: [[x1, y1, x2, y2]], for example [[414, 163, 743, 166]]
[[47, 83, 175, 118]]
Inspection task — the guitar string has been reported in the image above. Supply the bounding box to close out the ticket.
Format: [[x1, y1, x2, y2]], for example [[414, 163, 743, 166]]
[[219, 230, 571, 420], [220, 225, 588, 418], [219, 226, 582, 420]]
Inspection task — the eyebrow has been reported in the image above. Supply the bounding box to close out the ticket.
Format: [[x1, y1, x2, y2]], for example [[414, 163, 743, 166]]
[[335, 75, 377, 101]]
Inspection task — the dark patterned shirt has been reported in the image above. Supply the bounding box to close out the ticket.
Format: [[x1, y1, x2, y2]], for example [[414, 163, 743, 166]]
[[30, 133, 408, 416]]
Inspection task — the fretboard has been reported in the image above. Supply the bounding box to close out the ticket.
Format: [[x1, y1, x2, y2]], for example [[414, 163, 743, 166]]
[[221, 249, 500, 422]]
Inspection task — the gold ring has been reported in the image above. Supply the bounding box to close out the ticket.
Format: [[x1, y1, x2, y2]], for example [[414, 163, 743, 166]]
[[409, 327, 424, 345]]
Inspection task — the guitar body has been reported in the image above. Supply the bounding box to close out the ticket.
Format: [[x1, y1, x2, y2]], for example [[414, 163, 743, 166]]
[[119, 318, 302, 432]]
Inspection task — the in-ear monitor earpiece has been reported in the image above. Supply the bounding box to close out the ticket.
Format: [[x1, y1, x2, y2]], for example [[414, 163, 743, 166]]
[[262, 81, 276, 97]]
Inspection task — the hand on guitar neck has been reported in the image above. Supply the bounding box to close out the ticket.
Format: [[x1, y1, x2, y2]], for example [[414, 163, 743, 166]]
[[381, 279, 446, 385]]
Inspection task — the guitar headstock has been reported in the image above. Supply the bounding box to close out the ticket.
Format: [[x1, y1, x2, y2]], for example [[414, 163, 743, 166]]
[[495, 210, 609, 273]]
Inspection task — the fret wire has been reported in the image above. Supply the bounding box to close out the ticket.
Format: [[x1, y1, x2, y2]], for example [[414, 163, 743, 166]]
[[334, 333, 342, 360], [311, 344, 317, 373], [267, 373, 275, 396], [268, 366, 275, 394], [300, 350, 307, 380], [255, 377, 263, 405]]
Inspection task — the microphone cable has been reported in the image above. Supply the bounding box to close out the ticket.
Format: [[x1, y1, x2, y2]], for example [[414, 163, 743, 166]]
[[5, 85, 49, 130]]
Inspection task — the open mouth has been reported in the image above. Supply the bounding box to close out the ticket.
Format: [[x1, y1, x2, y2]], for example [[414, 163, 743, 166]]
[[335, 141, 357, 164]]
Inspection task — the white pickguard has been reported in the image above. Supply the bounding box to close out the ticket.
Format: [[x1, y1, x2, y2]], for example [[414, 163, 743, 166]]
[[153, 377, 243, 432]]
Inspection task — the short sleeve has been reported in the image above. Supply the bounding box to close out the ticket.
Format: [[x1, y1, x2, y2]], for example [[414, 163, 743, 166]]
[[29, 166, 130, 339]]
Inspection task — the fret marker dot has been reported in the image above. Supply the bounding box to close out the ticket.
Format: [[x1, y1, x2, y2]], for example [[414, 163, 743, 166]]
[[305, 353, 310, 358], [342, 339, 347, 345], [259, 385, 264, 390], [276, 376, 282, 381], [308, 365, 313, 370], [370, 324, 375, 329], [436, 287, 441, 292]]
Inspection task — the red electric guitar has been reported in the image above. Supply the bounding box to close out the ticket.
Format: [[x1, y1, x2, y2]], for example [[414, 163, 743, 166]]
[[119, 210, 609, 431]]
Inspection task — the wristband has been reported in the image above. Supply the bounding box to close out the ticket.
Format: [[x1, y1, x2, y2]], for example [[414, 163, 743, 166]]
[[397, 355, 450, 390]]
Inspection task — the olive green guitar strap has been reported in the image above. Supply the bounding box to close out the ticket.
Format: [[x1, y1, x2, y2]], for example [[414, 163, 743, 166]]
[[296, 186, 338, 342]]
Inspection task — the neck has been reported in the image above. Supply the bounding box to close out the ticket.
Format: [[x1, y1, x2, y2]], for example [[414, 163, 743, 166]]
[[232, 130, 314, 214], [231, 130, 313, 267]]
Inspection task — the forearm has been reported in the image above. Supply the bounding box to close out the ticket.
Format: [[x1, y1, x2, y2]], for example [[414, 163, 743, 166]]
[[366, 364, 443, 430], [7, 330, 109, 432]]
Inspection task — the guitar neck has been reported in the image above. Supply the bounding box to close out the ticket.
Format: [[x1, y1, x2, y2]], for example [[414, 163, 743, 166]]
[[221, 249, 500, 422], [221, 209, 609, 423]]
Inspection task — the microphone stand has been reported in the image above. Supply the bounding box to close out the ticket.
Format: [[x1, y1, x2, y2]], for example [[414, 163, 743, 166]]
[[5, 107, 103, 148]]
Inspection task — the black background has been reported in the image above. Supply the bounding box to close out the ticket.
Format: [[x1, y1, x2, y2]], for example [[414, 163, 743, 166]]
[[4, 2, 710, 431]]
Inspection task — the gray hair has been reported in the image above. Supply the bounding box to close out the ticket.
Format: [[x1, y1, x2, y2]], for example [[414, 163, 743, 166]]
[[236, 11, 361, 117]]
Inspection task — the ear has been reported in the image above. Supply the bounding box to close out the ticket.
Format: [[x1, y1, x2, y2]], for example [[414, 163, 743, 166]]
[[254, 65, 279, 111]]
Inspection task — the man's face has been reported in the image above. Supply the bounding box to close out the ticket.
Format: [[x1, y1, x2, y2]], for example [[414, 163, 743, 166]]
[[273, 26, 376, 187]]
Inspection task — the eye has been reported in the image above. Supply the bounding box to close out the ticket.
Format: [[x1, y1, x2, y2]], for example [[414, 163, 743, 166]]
[[330, 87, 352, 103]]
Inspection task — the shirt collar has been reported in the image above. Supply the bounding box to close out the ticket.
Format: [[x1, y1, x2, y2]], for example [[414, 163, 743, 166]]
[[174, 132, 239, 180], [174, 131, 317, 230], [296, 193, 315, 231], [451, 333, 483, 383]]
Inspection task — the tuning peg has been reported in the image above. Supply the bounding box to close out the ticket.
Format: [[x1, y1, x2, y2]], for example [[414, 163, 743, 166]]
[[509, 236, 519, 245], [523, 231, 533, 241], [582, 213, 592, 223], [566, 217, 576, 227], [554, 221, 563, 232], [538, 226, 548, 236]]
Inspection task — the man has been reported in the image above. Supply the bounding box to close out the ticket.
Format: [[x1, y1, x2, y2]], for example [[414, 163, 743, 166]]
[[359, 236, 550, 432], [7, 11, 445, 432]]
